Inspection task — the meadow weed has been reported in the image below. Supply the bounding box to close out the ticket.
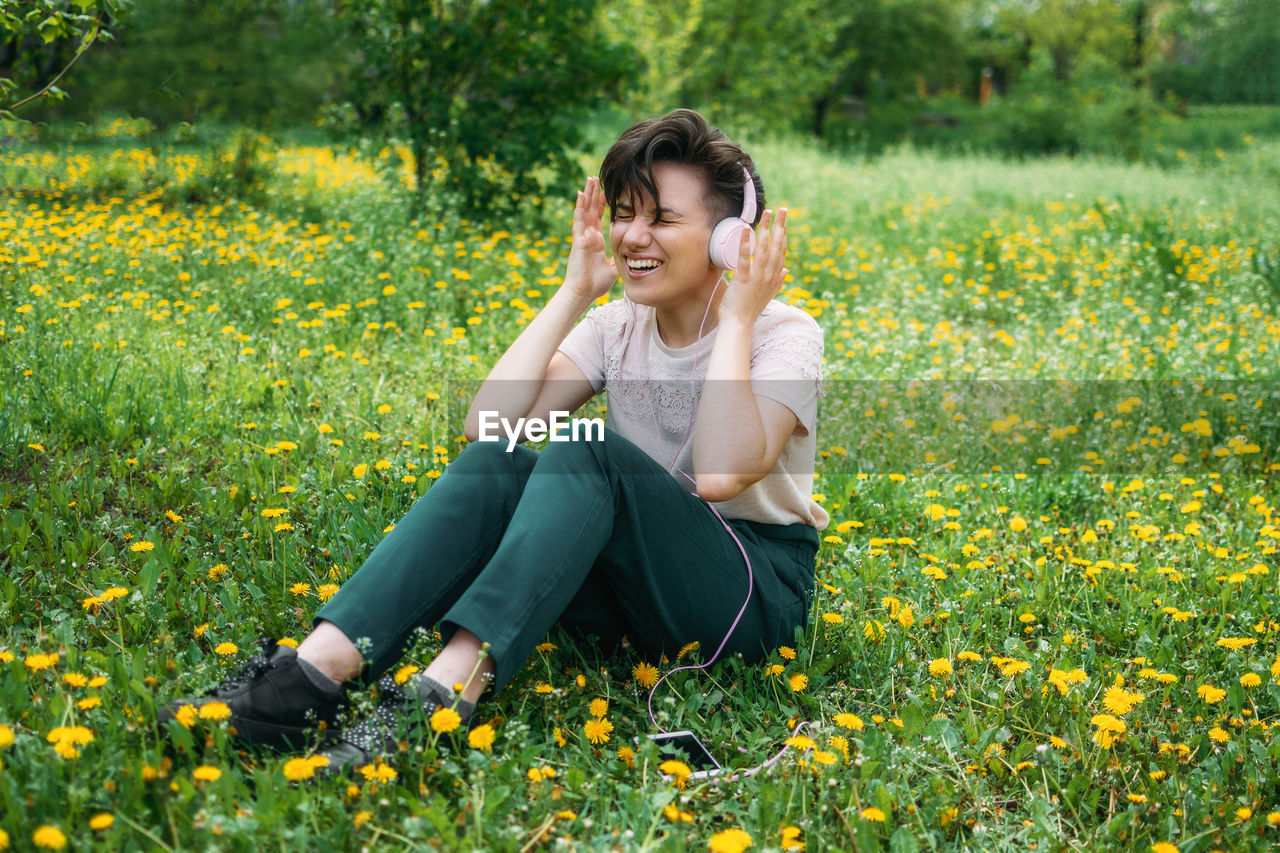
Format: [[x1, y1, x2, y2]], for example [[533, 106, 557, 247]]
[[2, 131, 1279, 850]]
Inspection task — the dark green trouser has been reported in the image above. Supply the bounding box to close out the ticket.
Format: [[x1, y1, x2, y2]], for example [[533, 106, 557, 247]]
[[315, 428, 818, 692]]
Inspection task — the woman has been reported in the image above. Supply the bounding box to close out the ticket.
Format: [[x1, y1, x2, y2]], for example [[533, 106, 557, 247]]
[[162, 108, 828, 772]]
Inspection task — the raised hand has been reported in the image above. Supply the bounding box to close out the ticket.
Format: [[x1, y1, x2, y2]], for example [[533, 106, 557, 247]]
[[563, 176, 617, 302], [720, 208, 788, 326]]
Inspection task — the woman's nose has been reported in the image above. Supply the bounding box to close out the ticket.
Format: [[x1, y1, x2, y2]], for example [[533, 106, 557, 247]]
[[620, 220, 653, 249]]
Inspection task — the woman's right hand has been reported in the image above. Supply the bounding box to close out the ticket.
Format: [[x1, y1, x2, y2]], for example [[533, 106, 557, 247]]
[[562, 176, 617, 302]]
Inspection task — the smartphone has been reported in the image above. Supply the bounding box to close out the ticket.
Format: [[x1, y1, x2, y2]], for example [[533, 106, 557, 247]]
[[647, 730, 724, 780]]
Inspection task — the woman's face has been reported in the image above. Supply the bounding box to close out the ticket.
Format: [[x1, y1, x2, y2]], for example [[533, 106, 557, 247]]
[[609, 161, 722, 312]]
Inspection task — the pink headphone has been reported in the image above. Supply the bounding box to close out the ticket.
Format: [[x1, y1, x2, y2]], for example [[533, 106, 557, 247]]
[[707, 167, 757, 271]]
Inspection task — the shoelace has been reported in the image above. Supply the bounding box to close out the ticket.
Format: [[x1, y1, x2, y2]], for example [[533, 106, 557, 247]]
[[212, 638, 277, 693], [339, 675, 443, 755]]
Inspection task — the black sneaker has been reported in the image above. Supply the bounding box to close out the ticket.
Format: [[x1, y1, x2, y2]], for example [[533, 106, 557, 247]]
[[315, 674, 473, 777], [159, 638, 348, 749]]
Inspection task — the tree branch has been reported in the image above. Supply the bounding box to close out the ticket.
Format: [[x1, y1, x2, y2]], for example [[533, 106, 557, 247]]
[[7, 13, 104, 112]]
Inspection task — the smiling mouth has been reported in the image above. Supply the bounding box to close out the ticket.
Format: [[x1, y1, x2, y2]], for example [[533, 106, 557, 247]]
[[625, 258, 662, 275]]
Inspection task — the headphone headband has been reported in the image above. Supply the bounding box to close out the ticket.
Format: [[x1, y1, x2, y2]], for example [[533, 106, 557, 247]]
[[739, 166, 756, 224]]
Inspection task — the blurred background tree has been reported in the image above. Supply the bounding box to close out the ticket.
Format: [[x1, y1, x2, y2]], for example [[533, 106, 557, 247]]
[[27, 0, 345, 127], [335, 0, 633, 219], [1, 0, 130, 120], [7, 0, 1278, 202]]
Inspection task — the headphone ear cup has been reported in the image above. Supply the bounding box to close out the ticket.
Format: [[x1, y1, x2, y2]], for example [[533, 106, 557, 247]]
[[709, 218, 755, 271]]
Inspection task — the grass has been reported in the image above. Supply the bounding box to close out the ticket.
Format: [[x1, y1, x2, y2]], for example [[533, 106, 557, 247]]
[[1, 122, 1280, 851]]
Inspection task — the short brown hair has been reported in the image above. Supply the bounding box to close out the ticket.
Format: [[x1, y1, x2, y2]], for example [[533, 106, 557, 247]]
[[599, 109, 764, 227]]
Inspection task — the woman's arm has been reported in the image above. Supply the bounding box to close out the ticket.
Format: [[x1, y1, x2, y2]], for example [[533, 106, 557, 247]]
[[464, 178, 617, 441], [692, 209, 796, 502]]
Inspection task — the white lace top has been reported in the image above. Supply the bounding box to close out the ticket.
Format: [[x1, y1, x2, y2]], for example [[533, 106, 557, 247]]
[[558, 298, 828, 529]]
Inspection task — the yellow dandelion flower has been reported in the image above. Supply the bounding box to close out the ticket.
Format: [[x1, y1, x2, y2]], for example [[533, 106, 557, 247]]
[[860, 807, 886, 822], [833, 713, 864, 731], [1197, 684, 1226, 703], [88, 813, 114, 831], [929, 658, 953, 677], [359, 762, 398, 783], [789, 673, 809, 692], [173, 704, 197, 729], [393, 664, 420, 685], [1102, 686, 1145, 716], [283, 757, 322, 781], [430, 706, 461, 734], [708, 828, 753, 853], [468, 724, 496, 751], [589, 698, 609, 718], [786, 735, 816, 751], [584, 717, 613, 745], [32, 826, 67, 849], [198, 702, 231, 721], [659, 759, 691, 787], [192, 765, 222, 782], [24, 653, 59, 671], [632, 662, 659, 688], [999, 659, 1031, 677], [214, 642, 238, 656], [130, 540, 155, 553], [663, 804, 694, 822]]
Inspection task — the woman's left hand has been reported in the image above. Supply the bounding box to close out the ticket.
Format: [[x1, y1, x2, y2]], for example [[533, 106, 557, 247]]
[[719, 208, 788, 327]]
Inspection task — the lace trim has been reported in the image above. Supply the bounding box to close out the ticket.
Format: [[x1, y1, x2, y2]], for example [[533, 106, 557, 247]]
[[596, 301, 824, 426], [750, 328, 824, 382]]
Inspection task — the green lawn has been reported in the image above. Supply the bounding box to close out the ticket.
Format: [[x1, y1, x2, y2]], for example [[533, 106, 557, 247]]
[[2, 128, 1279, 851]]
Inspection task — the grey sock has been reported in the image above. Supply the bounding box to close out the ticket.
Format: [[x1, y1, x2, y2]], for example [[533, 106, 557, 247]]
[[410, 674, 476, 723], [297, 656, 342, 694]]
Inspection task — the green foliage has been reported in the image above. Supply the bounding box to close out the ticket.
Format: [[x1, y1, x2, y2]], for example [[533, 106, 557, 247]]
[[334, 0, 634, 219], [672, 0, 846, 136], [44, 0, 346, 128], [0, 0, 130, 120], [997, 0, 1136, 83], [606, 0, 708, 119], [978, 52, 1158, 157], [665, 0, 964, 139], [1150, 0, 1280, 105]]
